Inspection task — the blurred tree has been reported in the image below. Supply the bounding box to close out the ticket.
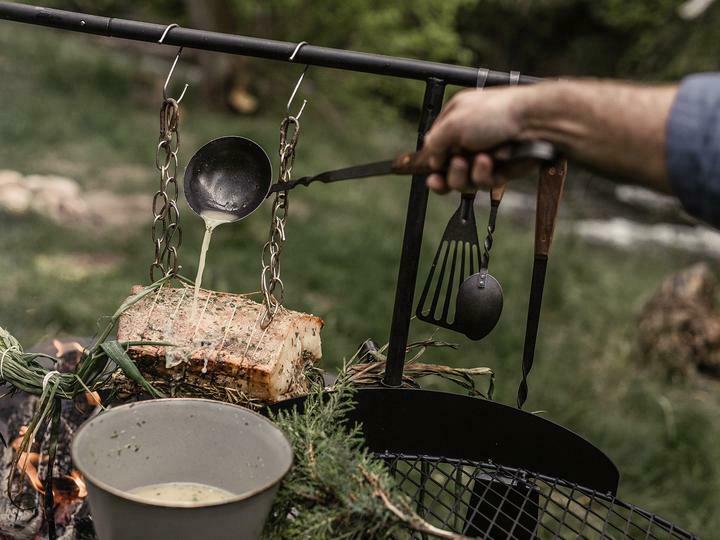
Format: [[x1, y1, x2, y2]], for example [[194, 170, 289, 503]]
[[183, 0, 257, 113], [224, 0, 474, 113], [457, 0, 720, 80]]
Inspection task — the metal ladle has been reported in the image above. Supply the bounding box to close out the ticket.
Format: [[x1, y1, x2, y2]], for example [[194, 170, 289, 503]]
[[183, 135, 556, 221], [183, 136, 273, 222], [454, 185, 506, 340]]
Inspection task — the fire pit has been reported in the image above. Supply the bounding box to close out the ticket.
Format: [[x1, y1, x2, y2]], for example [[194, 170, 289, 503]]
[[0, 339, 95, 539]]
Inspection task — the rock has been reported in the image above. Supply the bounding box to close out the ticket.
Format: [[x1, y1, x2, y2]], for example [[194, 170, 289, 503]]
[[83, 190, 147, 229], [0, 170, 23, 186], [637, 262, 720, 377], [23, 175, 81, 198], [614, 185, 683, 216], [574, 218, 720, 258], [0, 182, 32, 214], [0, 170, 150, 232]]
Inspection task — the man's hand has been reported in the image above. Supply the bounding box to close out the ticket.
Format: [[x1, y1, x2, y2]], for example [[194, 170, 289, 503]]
[[421, 79, 677, 196], [423, 87, 530, 194]]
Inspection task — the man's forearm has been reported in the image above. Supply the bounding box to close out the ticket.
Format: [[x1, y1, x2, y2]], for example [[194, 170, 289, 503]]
[[516, 80, 678, 194], [425, 72, 720, 228]]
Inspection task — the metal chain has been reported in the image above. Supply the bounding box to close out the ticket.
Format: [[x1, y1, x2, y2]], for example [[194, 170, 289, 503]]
[[149, 97, 183, 282], [260, 116, 301, 328]]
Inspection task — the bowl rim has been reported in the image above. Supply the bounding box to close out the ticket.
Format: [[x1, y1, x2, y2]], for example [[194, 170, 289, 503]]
[[71, 397, 293, 509]]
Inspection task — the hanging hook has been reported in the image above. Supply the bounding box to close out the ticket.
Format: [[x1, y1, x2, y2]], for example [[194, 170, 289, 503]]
[[158, 23, 189, 104], [287, 41, 309, 120], [476, 67, 489, 89]]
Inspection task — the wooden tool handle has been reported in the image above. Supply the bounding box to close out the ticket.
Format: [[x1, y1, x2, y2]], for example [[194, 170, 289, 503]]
[[391, 141, 558, 175], [391, 151, 432, 175], [534, 160, 567, 257], [490, 183, 506, 206]]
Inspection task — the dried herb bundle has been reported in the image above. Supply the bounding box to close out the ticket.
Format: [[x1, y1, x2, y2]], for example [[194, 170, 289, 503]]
[[347, 338, 494, 399]]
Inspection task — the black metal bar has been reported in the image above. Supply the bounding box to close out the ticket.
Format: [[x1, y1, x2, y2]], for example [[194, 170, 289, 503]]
[[383, 78, 446, 387], [0, 2, 541, 88], [516, 255, 548, 408]]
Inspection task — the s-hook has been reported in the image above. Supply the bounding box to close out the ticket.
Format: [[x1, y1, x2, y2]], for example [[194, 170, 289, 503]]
[[476, 67, 489, 89], [286, 41, 309, 120], [158, 23, 189, 104]]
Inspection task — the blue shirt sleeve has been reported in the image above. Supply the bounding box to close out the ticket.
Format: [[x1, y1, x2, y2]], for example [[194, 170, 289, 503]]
[[667, 73, 720, 227]]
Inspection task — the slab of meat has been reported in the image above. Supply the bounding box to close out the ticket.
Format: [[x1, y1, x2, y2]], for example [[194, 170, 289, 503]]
[[116, 285, 323, 403]]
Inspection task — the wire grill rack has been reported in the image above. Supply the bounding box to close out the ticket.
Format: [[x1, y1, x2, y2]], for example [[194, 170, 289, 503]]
[[378, 453, 698, 539]]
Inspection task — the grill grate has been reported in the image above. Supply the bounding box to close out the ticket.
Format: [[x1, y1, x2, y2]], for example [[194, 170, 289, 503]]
[[377, 453, 697, 539]]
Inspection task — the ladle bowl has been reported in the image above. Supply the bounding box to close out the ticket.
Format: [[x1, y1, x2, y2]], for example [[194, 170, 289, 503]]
[[455, 272, 504, 341], [183, 136, 272, 221]]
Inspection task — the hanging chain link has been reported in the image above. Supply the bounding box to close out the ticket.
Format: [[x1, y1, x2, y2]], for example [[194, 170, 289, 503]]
[[149, 98, 183, 282], [260, 116, 301, 328]]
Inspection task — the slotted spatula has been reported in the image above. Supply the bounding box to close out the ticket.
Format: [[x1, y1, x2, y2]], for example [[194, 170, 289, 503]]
[[415, 191, 482, 334]]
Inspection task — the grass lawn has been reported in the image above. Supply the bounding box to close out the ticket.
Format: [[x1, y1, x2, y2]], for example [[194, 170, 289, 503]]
[[1, 23, 719, 536]]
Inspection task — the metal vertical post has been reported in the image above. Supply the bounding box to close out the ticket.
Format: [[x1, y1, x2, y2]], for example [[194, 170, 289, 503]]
[[383, 78, 446, 386]]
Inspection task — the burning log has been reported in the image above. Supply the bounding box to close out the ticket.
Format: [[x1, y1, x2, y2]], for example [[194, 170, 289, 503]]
[[116, 284, 323, 404], [0, 339, 96, 540]]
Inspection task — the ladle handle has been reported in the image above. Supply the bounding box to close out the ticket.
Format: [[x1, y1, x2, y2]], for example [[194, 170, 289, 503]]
[[490, 183, 506, 207], [391, 140, 558, 175], [480, 183, 506, 276]]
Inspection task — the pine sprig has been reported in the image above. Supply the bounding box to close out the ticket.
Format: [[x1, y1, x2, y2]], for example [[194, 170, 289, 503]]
[[266, 379, 408, 539], [266, 367, 472, 539]]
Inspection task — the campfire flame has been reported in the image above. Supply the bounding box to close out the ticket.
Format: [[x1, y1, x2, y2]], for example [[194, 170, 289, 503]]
[[11, 426, 87, 503], [52, 339, 102, 407], [52, 339, 84, 358], [69, 470, 87, 498], [16, 451, 43, 493]]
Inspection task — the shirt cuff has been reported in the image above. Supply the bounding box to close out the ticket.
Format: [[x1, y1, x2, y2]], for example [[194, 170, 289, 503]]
[[667, 73, 720, 227]]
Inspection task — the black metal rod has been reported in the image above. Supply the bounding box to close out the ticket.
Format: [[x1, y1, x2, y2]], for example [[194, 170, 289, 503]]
[[516, 255, 548, 409], [0, 2, 541, 88], [383, 78, 446, 387]]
